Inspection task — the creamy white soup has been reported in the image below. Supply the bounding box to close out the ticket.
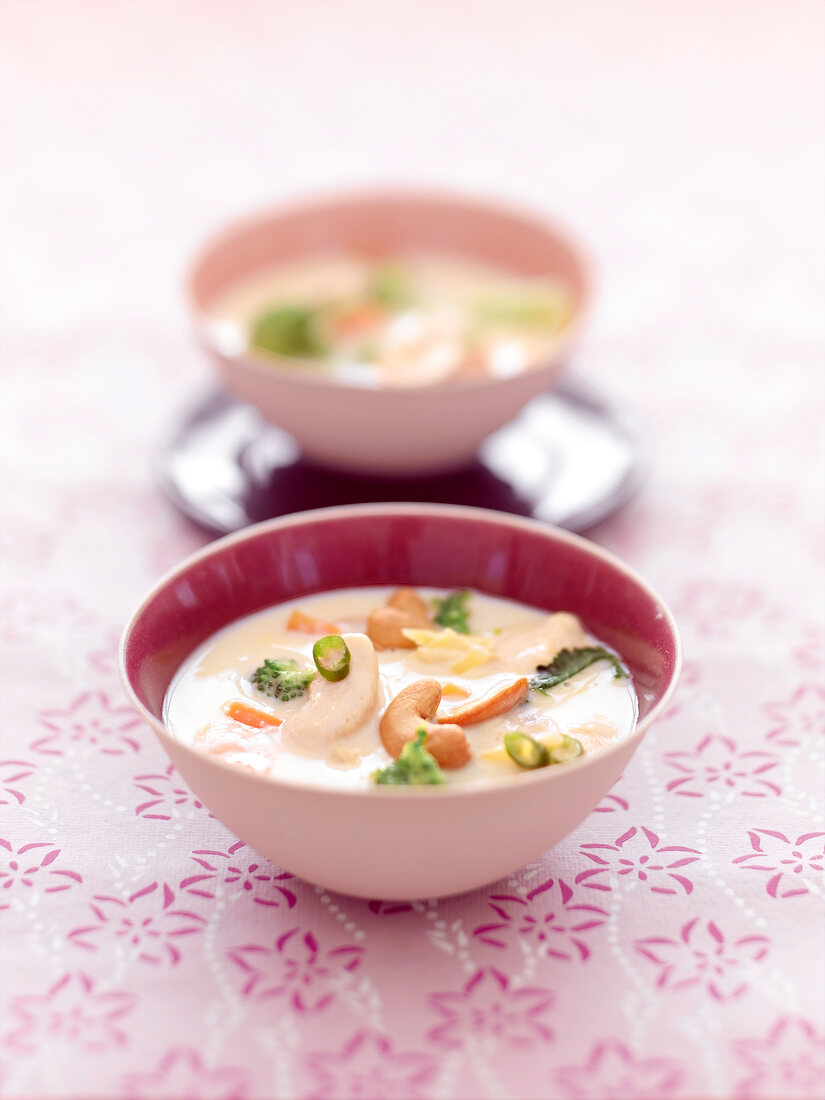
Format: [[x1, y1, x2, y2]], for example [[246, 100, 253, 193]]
[[164, 587, 637, 789], [207, 253, 573, 387]]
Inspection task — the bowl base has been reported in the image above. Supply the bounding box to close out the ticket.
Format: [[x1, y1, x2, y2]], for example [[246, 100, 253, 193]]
[[158, 377, 643, 536]]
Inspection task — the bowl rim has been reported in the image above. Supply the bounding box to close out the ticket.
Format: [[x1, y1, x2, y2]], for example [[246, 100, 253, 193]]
[[183, 185, 597, 396], [118, 502, 681, 801]]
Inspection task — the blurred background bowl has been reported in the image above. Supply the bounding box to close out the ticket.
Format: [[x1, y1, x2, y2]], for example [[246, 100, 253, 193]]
[[119, 503, 681, 899], [186, 189, 594, 476]]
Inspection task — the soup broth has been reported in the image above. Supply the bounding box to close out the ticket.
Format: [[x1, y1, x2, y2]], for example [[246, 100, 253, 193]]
[[208, 254, 573, 387], [164, 587, 637, 790]]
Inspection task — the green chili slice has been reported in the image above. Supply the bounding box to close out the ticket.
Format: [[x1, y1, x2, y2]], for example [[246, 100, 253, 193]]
[[504, 731, 550, 770], [546, 734, 584, 764], [312, 635, 351, 682]]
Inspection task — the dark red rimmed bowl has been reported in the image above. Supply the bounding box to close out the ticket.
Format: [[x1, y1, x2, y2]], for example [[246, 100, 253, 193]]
[[186, 188, 595, 475], [118, 504, 681, 899]]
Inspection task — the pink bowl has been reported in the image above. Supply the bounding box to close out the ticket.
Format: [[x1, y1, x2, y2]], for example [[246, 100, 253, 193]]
[[186, 189, 594, 475], [119, 504, 681, 899]]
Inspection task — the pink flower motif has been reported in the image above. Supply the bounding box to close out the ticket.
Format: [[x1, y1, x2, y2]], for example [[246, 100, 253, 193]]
[[229, 929, 363, 1011], [122, 1047, 252, 1100], [594, 792, 630, 814], [134, 764, 212, 819], [764, 684, 825, 747], [67, 883, 206, 965], [0, 590, 96, 646], [88, 631, 121, 677], [592, 771, 630, 814], [732, 829, 825, 899], [674, 581, 767, 638], [635, 918, 770, 1001], [0, 517, 57, 568], [0, 759, 36, 805], [664, 735, 780, 798], [181, 842, 296, 908], [305, 1031, 437, 1100], [4, 971, 136, 1054], [577, 827, 700, 895], [792, 626, 824, 672], [733, 1015, 825, 1099], [555, 1038, 684, 1098], [655, 662, 701, 723], [428, 968, 553, 1050], [32, 691, 143, 756], [472, 877, 607, 961], [0, 839, 82, 907]]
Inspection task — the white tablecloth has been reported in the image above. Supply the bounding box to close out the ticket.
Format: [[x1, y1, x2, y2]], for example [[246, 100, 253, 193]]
[[1, 3, 823, 1097]]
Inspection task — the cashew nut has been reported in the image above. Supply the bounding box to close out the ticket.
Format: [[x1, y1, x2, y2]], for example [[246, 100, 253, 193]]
[[379, 678, 470, 769], [367, 587, 431, 650], [437, 677, 529, 727]]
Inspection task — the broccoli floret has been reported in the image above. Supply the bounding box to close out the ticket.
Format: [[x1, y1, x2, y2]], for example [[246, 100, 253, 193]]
[[251, 305, 326, 359], [373, 729, 446, 786], [472, 291, 565, 328], [251, 658, 315, 702], [432, 590, 471, 634], [367, 261, 414, 307]]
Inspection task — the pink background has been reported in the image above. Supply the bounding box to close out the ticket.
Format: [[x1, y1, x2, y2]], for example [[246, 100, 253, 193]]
[[1, 2, 823, 1098]]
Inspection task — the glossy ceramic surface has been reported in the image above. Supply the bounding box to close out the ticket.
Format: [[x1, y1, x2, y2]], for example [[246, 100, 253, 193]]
[[119, 505, 681, 899], [186, 190, 594, 475], [158, 378, 643, 536]]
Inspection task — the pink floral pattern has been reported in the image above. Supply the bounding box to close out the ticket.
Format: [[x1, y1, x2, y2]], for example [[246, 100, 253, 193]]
[[2, 7, 824, 1098], [121, 1047, 252, 1100], [673, 580, 770, 639], [594, 792, 630, 813], [472, 877, 607, 960], [555, 1039, 684, 1098], [305, 1031, 436, 1100], [181, 842, 297, 907], [635, 918, 770, 1000], [732, 829, 825, 898], [763, 684, 825, 747], [732, 1016, 825, 1099], [134, 764, 211, 819], [229, 930, 363, 1011], [0, 839, 82, 907], [4, 972, 136, 1054], [428, 968, 553, 1049], [67, 883, 206, 965], [577, 827, 700, 894], [792, 626, 824, 672], [0, 590, 97, 646], [664, 736, 781, 798], [0, 759, 36, 806], [32, 692, 144, 756], [88, 632, 122, 677]]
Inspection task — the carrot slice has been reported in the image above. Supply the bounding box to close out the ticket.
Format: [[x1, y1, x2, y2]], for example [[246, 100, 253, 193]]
[[441, 682, 472, 699], [333, 303, 385, 337], [437, 677, 529, 727], [287, 609, 341, 635], [223, 701, 283, 729]]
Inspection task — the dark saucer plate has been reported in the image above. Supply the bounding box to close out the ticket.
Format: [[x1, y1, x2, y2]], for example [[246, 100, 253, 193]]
[[158, 378, 644, 537]]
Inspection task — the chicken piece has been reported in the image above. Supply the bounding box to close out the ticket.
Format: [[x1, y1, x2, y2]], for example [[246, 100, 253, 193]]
[[495, 613, 588, 667], [279, 633, 379, 756]]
